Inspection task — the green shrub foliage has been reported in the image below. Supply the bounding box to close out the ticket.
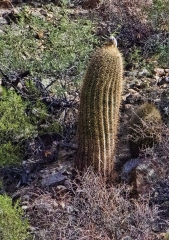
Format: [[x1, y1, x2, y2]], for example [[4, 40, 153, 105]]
[[0, 6, 97, 89], [0, 88, 35, 143], [0, 88, 36, 166], [144, 0, 169, 66], [0, 195, 29, 240]]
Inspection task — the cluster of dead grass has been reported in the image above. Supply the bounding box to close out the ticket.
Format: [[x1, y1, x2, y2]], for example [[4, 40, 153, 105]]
[[27, 168, 161, 240]]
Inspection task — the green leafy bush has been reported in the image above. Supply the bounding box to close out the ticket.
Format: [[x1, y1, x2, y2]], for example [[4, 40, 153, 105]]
[[0, 88, 35, 143], [0, 86, 61, 166], [0, 142, 22, 166], [0, 88, 36, 166], [0, 195, 29, 240], [155, 44, 169, 67], [147, 0, 169, 31], [0, 6, 97, 88], [143, 0, 169, 66]]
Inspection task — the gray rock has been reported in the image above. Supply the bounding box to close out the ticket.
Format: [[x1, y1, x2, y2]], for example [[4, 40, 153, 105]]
[[130, 70, 139, 78], [122, 236, 132, 240], [138, 68, 149, 78], [121, 158, 142, 183], [41, 172, 67, 187], [157, 77, 167, 85], [0, 29, 4, 35], [154, 68, 165, 77], [0, 17, 8, 25]]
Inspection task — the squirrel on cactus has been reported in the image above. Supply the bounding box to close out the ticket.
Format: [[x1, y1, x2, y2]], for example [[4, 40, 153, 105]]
[[75, 35, 123, 179]]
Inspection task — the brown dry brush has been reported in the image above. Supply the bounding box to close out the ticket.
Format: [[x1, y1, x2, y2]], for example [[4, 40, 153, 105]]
[[28, 169, 160, 240], [138, 123, 169, 181], [125, 121, 169, 199]]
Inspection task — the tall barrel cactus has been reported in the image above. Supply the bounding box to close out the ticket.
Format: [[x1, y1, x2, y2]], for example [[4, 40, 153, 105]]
[[75, 36, 123, 178]]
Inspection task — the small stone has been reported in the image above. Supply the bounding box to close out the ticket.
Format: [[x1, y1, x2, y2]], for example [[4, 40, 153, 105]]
[[41, 172, 67, 187], [29, 226, 38, 232], [122, 93, 132, 103], [22, 201, 29, 206], [124, 71, 130, 77], [21, 205, 29, 210], [154, 98, 161, 103], [140, 81, 149, 89], [154, 192, 158, 198], [128, 88, 138, 93], [122, 237, 132, 240], [22, 195, 30, 201], [165, 76, 169, 83], [0, 17, 8, 25], [129, 70, 138, 78], [154, 68, 165, 77], [17, 82, 23, 90], [157, 77, 166, 85], [155, 75, 160, 81], [124, 104, 132, 110], [138, 68, 149, 78]]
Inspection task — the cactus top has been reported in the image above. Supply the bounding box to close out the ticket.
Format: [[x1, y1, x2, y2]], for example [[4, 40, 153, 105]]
[[105, 36, 117, 47]]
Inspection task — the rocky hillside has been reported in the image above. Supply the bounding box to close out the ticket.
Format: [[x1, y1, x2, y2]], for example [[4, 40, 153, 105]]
[[0, 1, 169, 239]]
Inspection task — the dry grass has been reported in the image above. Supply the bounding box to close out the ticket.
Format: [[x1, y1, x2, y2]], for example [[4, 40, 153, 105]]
[[27, 168, 160, 240], [138, 124, 169, 180]]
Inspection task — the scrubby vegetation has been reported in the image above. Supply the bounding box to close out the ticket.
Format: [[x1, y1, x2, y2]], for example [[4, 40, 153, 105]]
[[0, 88, 35, 166], [28, 169, 159, 240], [0, 4, 97, 168], [0, 0, 169, 239], [0, 5, 97, 85], [0, 195, 29, 240]]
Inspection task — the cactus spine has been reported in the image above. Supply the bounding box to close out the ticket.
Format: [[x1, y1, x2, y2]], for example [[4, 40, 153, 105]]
[[76, 36, 123, 178]]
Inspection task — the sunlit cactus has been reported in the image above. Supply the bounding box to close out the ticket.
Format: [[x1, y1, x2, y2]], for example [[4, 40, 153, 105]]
[[75, 36, 123, 178]]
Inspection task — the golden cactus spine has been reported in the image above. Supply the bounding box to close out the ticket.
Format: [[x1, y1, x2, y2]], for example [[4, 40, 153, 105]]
[[76, 37, 123, 178]]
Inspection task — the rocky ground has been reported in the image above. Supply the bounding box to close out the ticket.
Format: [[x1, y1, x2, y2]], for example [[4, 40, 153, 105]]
[[1, 1, 169, 239]]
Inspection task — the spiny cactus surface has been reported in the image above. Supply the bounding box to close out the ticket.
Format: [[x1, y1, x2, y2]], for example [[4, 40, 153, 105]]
[[76, 37, 123, 178], [129, 103, 162, 158]]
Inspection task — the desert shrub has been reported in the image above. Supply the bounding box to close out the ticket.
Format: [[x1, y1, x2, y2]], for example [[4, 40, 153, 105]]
[[0, 195, 29, 240], [147, 0, 169, 31], [0, 5, 97, 92], [0, 88, 35, 143], [143, 32, 169, 67], [0, 88, 36, 166], [28, 169, 159, 240], [143, 0, 169, 66], [0, 85, 61, 166], [0, 142, 22, 166]]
